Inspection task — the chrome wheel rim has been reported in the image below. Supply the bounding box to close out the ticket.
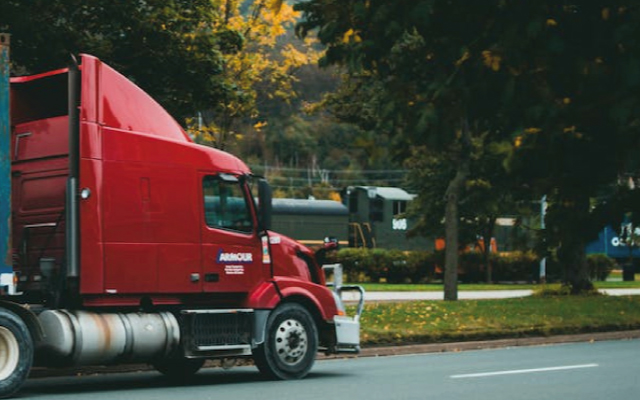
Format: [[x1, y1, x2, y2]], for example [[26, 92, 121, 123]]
[[0, 327, 19, 381], [274, 318, 308, 366]]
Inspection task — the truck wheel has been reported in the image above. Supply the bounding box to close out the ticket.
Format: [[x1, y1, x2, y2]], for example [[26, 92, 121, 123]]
[[0, 309, 33, 399], [154, 358, 205, 381], [254, 303, 318, 380]]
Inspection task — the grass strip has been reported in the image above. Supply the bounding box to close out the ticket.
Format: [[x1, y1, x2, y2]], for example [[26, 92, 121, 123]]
[[353, 295, 640, 346]]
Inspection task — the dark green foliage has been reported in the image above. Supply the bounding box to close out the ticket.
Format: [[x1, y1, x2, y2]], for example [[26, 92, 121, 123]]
[[296, 0, 640, 294], [0, 0, 229, 121], [295, 0, 534, 299], [586, 254, 617, 282]]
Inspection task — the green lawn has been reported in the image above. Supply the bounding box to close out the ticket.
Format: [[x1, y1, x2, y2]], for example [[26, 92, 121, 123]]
[[354, 295, 640, 345]]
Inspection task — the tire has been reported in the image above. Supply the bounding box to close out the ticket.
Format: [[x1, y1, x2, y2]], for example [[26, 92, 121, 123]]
[[0, 309, 33, 399], [153, 357, 205, 381], [254, 303, 318, 380]]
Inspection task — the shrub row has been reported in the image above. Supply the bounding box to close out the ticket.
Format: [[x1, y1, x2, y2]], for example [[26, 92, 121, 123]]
[[335, 248, 616, 284], [455, 251, 540, 283], [335, 248, 436, 284]]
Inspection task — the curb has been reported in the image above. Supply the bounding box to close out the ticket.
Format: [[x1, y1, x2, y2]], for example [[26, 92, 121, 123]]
[[30, 330, 640, 379], [333, 329, 640, 358]]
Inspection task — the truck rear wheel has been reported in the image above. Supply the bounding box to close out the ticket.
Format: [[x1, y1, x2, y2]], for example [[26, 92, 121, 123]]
[[0, 309, 33, 398], [254, 303, 318, 380]]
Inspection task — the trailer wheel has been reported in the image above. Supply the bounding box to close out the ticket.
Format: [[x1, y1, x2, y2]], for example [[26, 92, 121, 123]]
[[0, 309, 33, 399], [154, 358, 205, 381], [254, 303, 318, 380]]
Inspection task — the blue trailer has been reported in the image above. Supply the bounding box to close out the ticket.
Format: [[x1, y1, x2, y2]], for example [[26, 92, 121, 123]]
[[0, 34, 13, 294], [585, 225, 640, 260]]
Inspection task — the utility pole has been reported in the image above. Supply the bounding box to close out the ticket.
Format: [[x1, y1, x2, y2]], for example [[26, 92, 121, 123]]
[[539, 195, 547, 284]]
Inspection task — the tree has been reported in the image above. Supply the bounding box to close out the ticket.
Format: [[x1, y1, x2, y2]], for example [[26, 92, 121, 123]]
[[296, 0, 640, 295], [0, 0, 231, 121], [407, 137, 525, 284], [504, 3, 640, 293], [189, 0, 321, 150], [296, 1, 525, 300]]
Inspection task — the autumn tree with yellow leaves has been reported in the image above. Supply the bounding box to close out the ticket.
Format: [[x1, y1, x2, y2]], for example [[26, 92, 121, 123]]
[[190, 0, 321, 151], [0, 0, 321, 152], [297, 1, 640, 296]]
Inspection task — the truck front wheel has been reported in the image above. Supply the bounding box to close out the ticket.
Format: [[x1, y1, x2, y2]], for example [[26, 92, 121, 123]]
[[254, 303, 318, 380], [0, 309, 33, 399]]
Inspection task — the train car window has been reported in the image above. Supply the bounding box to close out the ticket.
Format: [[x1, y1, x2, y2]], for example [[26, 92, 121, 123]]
[[393, 201, 407, 216], [370, 198, 384, 222], [349, 192, 359, 213], [203, 176, 253, 233]]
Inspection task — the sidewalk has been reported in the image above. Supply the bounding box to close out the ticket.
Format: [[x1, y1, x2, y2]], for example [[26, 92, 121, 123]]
[[342, 288, 640, 302]]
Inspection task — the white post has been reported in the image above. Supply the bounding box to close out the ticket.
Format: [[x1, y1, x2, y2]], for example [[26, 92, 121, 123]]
[[540, 195, 547, 283]]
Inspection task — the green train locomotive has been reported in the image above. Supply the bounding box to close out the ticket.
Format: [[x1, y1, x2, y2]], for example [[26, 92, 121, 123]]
[[272, 186, 432, 251]]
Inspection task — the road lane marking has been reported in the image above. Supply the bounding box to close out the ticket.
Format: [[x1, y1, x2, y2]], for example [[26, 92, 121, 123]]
[[451, 364, 599, 379]]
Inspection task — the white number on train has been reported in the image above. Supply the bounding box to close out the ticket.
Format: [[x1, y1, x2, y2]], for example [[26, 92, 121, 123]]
[[392, 218, 407, 231]]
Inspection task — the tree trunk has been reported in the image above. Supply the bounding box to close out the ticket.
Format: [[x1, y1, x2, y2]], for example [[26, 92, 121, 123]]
[[556, 195, 594, 294], [443, 187, 460, 301], [560, 237, 592, 294], [443, 119, 471, 301], [483, 216, 496, 284]]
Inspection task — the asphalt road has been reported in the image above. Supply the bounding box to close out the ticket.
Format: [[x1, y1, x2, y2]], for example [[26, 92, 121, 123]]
[[21, 339, 640, 400]]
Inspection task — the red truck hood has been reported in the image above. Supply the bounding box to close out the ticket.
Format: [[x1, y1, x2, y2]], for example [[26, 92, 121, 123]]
[[267, 232, 321, 283]]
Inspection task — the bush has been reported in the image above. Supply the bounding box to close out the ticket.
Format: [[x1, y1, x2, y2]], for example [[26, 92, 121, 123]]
[[456, 251, 540, 283], [336, 248, 614, 284], [379, 249, 408, 284], [334, 248, 371, 282], [458, 252, 485, 283], [586, 253, 616, 281], [532, 284, 573, 297], [336, 248, 436, 283], [541, 253, 615, 284], [492, 251, 540, 282], [406, 251, 437, 283], [533, 284, 600, 297]]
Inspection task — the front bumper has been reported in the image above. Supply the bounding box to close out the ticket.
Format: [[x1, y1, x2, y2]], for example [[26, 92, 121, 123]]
[[323, 264, 365, 353]]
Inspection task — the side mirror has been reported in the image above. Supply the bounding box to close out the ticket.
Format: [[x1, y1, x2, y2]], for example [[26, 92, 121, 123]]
[[258, 178, 272, 231]]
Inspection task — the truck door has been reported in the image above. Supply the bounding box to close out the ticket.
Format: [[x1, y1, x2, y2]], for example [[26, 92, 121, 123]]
[[200, 173, 263, 293]]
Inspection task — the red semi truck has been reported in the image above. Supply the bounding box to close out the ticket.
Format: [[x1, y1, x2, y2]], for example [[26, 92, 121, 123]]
[[0, 35, 363, 398]]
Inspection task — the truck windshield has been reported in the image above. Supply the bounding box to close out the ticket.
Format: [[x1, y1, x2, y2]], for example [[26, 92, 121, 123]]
[[203, 175, 253, 233]]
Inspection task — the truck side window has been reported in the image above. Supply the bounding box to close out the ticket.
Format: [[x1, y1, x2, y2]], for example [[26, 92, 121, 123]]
[[203, 176, 253, 233]]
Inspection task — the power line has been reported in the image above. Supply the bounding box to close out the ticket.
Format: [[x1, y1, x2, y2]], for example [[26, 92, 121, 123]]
[[268, 176, 406, 183], [250, 165, 408, 175]]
